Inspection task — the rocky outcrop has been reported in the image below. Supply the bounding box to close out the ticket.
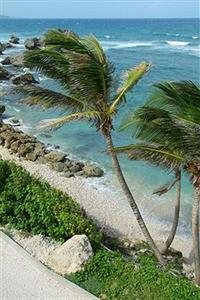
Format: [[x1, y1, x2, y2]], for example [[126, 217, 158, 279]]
[[48, 235, 93, 275], [24, 38, 43, 50], [0, 66, 11, 80], [0, 123, 104, 178], [12, 73, 39, 85], [1, 56, 11, 65], [9, 53, 24, 67], [9, 35, 20, 44]]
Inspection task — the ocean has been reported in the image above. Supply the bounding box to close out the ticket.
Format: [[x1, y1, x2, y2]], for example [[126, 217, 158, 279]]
[[0, 18, 199, 231]]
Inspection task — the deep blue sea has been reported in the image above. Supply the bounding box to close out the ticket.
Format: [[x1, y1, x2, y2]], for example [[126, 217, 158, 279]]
[[0, 19, 199, 229]]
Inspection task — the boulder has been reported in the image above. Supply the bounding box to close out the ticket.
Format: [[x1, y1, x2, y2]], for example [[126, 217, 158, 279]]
[[9, 35, 20, 44], [0, 105, 5, 123], [64, 171, 74, 178], [17, 143, 35, 157], [0, 66, 11, 80], [12, 73, 39, 85], [0, 105, 5, 115], [9, 53, 24, 67], [1, 56, 11, 65], [48, 235, 93, 275], [3, 42, 13, 49], [69, 162, 82, 173], [10, 140, 22, 153], [83, 164, 104, 177], [49, 162, 67, 173], [34, 143, 46, 156], [24, 37, 42, 50], [0, 42, 6, 54], [45, 151, 66, 163]]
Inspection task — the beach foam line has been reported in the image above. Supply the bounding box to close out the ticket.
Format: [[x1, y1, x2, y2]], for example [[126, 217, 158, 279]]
[[166, 40, 190, 46]]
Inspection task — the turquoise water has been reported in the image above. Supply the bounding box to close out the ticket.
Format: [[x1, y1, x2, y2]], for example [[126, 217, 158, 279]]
[[0, 19, 199, 229]]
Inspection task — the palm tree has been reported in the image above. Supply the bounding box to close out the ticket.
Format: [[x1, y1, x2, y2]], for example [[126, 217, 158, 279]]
[[117, 81, 200, 285], [115, 142, 182, 255], [15, 29, 165, 265]]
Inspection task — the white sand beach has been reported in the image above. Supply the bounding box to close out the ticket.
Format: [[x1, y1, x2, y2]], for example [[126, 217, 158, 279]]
[[0, 145, 193, 261]]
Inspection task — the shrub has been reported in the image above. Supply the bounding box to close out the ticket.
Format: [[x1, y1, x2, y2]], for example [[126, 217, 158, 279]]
[[0, 160, 101, 247], [67, 249, 200, 300]]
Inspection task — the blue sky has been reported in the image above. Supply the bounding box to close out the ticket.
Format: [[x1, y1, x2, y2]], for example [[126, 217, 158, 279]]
[[1, 0, 199, 18]]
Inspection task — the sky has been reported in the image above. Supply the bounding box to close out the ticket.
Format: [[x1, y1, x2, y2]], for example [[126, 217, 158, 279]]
[[1, 0, 199, 19]]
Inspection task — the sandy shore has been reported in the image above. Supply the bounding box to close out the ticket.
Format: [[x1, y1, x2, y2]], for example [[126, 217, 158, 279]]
[[0, 145, 193, 261]]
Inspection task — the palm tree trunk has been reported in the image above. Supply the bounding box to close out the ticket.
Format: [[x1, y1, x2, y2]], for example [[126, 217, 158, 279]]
[[192, 185, 200, 286], [161, 170, 181, 254], [105, 132, 165, 266]]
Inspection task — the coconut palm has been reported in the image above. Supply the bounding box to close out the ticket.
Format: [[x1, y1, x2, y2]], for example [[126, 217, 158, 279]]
[[15, 29, 165, 264], [117, 81, 200, 285]]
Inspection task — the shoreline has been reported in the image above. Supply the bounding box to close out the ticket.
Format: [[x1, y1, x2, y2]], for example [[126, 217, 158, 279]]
[[0, 144, 193, 262]]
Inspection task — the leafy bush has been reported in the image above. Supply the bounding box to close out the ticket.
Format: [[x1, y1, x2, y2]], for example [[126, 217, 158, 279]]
[[67, 249, 200, 300], [0, 160, 101, 247]]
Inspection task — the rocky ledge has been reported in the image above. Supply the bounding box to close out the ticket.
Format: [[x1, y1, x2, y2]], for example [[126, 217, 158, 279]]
[[0, 123, 104, 178]]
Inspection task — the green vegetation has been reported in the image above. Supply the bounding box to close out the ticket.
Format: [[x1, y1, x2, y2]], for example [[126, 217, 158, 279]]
[[117, 81, 200, 285], [0, 160, 101, 247], [67, 249, 200, 300], [0, 159, 199, 299]]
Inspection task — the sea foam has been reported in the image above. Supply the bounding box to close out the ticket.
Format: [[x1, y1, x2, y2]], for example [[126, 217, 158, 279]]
[[101, 40, 153, 50], [166, 40, 190, 46]]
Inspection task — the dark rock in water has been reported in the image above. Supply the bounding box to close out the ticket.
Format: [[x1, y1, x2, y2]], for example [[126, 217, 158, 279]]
[[0, 105, 5, 114], [12, 73, 39, 85], [24, 37, 43, 50], [3, 42, 13, 49], [0, 66, 11, 80], [0, 42, 6, 54], [9, 35, 20, 44], [0, 105, 5, 123], [7, 118, 20, 126], [1, 56, 11, 65], [10, 53, 24, 67]]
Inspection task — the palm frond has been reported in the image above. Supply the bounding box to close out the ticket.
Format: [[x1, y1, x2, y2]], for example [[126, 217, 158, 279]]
[[44, 29, 87, 54], [23, 50, 69, 86], [153, 177, 178, 196], [15, 85, 86, 110], [109, 62, 150, 114], [114, 143, 184, 171], [37, 110, 101, 130], [147, 81, 200, 125], [43, 30, 114, 103]]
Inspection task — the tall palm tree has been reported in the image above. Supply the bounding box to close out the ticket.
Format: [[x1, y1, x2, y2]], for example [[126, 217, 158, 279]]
[[15, 29, 165, 265], [117, 81, 200, 285], [115, 142, 182, 255]]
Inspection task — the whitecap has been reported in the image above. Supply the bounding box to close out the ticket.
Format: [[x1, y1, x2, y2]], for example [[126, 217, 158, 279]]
[[192, 36, 199, 40], [101, 40, 153, 50], [105, 35, 110, 39], [166, 40, 190, 46], [38, 76, 47, 81], [10, 43, 25, 48]]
